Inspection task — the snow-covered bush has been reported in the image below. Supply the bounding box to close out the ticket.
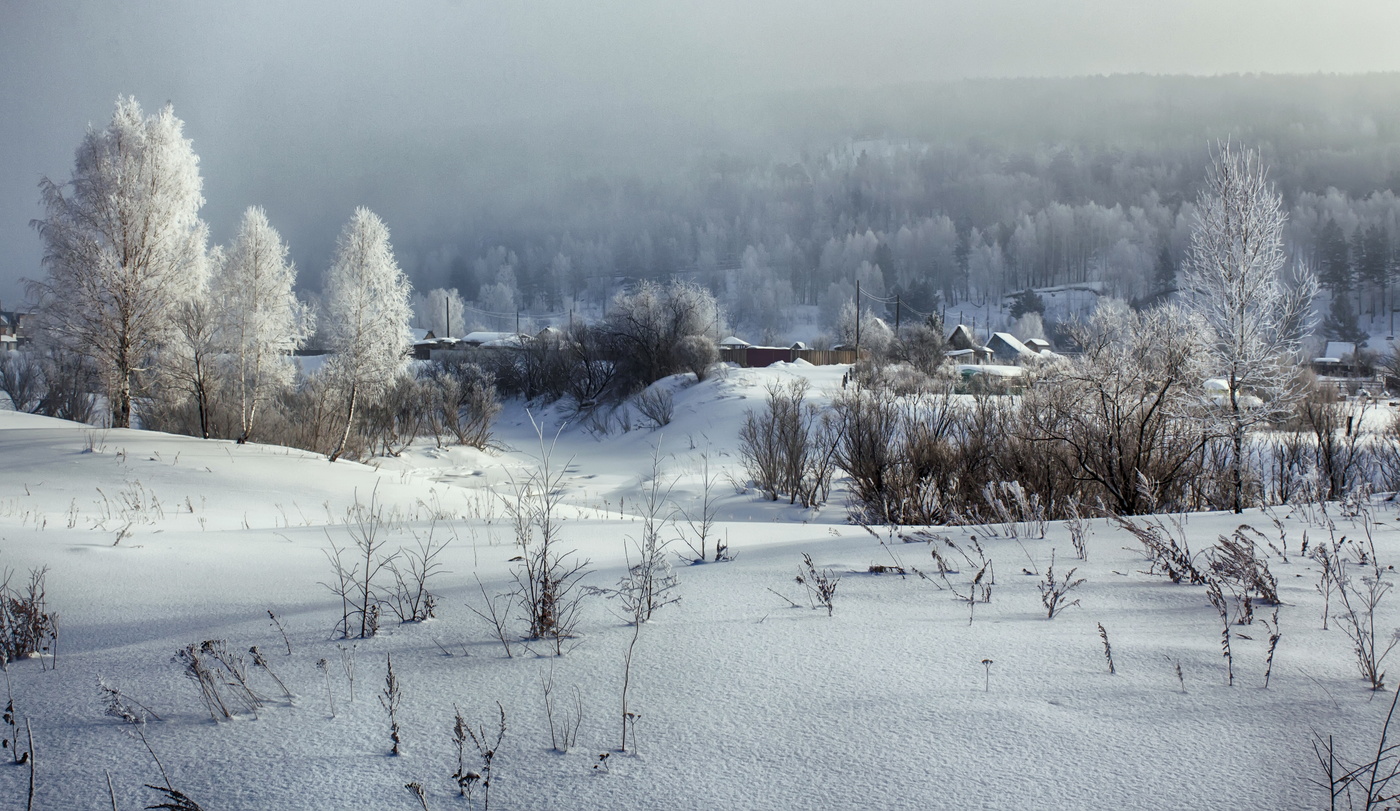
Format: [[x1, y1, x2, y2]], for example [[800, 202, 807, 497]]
[[671, 334, 718, 382], [600, 279, 722, 393]]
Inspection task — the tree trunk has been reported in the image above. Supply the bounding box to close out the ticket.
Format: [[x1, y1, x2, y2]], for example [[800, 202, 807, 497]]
[[329, 381, 358, 462], [114, 369, 132, 429], [1230, 379, 1245, 515]]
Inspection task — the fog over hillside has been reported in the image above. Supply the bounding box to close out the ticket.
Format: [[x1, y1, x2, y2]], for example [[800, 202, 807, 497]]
[[5, 3, 1400, 328]]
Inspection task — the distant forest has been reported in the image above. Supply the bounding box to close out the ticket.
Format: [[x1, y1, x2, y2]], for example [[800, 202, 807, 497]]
[[396, 73, 1400, 343]]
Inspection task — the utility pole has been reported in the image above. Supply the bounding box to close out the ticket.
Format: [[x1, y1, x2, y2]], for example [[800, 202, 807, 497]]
[[444, 297, 450, 337], [895, 295, 901, 331], [516, 309, 520, 335], [855, 279, 861, 355]]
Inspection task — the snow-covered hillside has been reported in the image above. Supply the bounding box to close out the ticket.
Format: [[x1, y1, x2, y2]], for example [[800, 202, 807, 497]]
[[0, 363, 1395, 810]]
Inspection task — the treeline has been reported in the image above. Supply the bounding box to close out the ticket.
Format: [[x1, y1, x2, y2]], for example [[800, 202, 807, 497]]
[[396, 74, 1400, 343]]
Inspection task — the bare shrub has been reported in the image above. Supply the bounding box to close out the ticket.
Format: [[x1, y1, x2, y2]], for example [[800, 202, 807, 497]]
[[431, 359, 500, 449], [1021, 303, 1209, 516], [540, 666, 583, 753], [596, 445, 680, 622], [680, 452, 727, 563], [738, 379, 837, 507], [633, 386, 674, 429], [1337, 562, 1400, 690], [1264, 429, 1313, 505], [0, 352, 43, 413], [34, 351, 98, 425], [1314, 688, 1400, 810], [506, 422, 590, 653], [387, 524, 450, 623], [0, 566, 58, 666], [1302, 386, 1374, 501], [601, 279, 723, 391], [321, 487, 399, 639], [358, 373, 434, 457]]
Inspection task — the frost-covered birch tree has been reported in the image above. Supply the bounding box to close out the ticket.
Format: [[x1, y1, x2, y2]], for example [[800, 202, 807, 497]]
[[1181, 144, 1318, 514], [163, 246, 222, 439], [323, 208, 412, 461], [29, 97, 209, 428], [214, 207, 311, 443]]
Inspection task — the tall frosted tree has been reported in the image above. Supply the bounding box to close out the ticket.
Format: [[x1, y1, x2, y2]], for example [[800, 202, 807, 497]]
[[29, 97, 209, 428], [323, 208, 412, 461], [214, 207, 311, 443], [1181, 144, 1317, 514]]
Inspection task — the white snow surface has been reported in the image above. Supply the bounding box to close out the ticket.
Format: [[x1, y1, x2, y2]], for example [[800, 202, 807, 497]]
[[0, 361, 1393, 810]]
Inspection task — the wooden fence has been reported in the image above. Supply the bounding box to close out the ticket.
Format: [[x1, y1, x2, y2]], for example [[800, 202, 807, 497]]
[[720, 347, 858, 368]]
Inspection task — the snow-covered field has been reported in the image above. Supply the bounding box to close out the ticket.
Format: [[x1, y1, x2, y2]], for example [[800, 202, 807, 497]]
[[1, 361, 1396, 810]]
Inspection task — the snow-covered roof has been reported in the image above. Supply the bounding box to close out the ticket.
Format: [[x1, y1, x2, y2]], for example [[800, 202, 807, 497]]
[[410, 328, 434, 343], [1026, 338, 1051, 352], [461, 331, 525, 346], [988, 332, 1033, 356], [720, 336, 751, 348], [1323, 342, 1357, 360], [947, 324, 982, 350], [958, 363, 1025, 377]]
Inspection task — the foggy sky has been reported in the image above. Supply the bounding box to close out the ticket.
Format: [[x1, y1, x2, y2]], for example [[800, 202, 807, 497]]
[[4, 0, 1400, 303]]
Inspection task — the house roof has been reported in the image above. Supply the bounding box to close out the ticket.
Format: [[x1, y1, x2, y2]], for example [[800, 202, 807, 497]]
[[719, 336, 751, 347], [1322, 342, 1357, 361], [947, 324, 982, 350], [988, 332, 1033, 356], [1026, 338, 1051, 352]]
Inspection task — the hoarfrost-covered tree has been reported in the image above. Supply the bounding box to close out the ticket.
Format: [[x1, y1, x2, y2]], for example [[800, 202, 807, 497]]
[[602, 280, 722, 388], [214, 207, 312, 442], [29, 97, 210, 428], [323, 208, 412, 461], [411, 287, 466, 338], [1181, 144, 1318, 514], [162, 247, 222, 439]]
